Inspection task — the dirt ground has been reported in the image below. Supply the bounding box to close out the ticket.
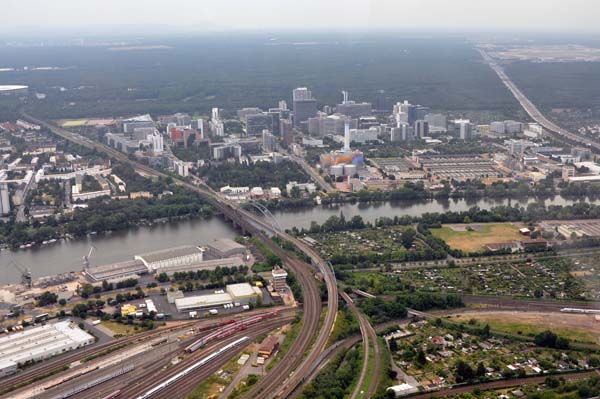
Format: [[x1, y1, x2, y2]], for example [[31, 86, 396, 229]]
[[430, 223, 524, 252]]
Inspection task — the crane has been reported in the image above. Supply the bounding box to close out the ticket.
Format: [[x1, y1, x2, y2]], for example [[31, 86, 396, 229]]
[[9, 260, 32, 288], [83, 245, 96, 270]]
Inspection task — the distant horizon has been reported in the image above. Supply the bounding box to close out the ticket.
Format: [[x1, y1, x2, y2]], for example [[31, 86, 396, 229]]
[[2, 27, 600, 42], [4, 0, 600, 37]]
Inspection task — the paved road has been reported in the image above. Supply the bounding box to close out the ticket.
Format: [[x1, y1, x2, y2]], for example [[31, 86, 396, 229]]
[[22, 112, 340, 399], [478, 48, 600, 152], [289, 153, 335, 192]]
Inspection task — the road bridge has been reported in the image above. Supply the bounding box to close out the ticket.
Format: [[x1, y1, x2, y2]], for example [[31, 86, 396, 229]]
[[21, 112, 339, 399]]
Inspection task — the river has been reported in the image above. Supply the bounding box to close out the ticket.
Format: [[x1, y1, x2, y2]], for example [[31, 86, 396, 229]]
[[1, 196, 597, 284]]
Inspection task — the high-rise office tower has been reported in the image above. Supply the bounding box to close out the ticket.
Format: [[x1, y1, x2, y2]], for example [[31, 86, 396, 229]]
[[212, 108, 220, 121], [0, 184, 10, 216], [293, 88, 317, 129], [344, 122, 351, 152], [454, 119, 473, 140], [414, 120, 429, 138]]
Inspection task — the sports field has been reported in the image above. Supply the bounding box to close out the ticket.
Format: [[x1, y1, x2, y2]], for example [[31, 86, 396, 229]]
[[61, 119, 88, 127], [430, 223, 523, 252]]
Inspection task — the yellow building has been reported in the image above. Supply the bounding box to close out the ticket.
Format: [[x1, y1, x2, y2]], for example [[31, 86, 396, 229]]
[[120, 304, 137, 316]]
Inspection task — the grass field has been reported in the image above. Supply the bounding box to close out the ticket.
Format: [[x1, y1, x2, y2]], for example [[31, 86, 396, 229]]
[[455, 312, 600, 344], [430, 223, 523, 252], [101, 321, 139, 336], [61, 119, 88, 127]]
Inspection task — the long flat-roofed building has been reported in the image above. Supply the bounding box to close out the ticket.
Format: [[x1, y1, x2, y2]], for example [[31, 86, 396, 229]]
[[135, 245, 203, 272], [158, 256, 245, 277], [85, 259, 147, 283], [206, 238, 247, 259], [175, 293, 234, 311], [0, 321, 94, 377]]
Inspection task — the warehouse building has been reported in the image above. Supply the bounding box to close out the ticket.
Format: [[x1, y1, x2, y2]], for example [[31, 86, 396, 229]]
[[86, 241, 250, 283], [84, 259, 147, 283], [258, 335, 280, 359], [227, 283, 262, 301], [135, 245, 204, 272], [174, 283, 262, 312], [0, 321, 94, 377], [158, 256, 245, 277], [175, 293, 235, 311], [206, 238, 247, 259]]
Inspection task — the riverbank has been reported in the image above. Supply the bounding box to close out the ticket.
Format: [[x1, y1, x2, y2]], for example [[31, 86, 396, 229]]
[[3, 195, 600, 284]]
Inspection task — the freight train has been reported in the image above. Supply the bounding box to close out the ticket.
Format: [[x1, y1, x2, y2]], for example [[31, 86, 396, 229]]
[[185, 311, 278, 353]]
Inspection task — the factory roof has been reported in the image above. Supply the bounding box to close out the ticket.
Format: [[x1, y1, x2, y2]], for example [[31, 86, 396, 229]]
[[0, 85, 28, 92], [123, 114, 153, 122], [0, 321, 93, 366], [175, 293, 233, 310], [136, 245, 202, 264], [208, 238, 245, 254], [86, 259, 146, 281], [227, 283, 258, 299]]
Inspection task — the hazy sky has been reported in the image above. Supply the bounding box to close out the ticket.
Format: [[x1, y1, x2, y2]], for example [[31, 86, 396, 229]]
[[4, 0, 600, 35]]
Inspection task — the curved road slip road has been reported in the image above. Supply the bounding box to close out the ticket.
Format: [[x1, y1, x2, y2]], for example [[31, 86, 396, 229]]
[[22, 113, 340, 399]]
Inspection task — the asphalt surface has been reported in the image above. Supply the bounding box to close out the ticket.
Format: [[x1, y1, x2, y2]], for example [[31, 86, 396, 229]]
[[22, 113, 341, 399]]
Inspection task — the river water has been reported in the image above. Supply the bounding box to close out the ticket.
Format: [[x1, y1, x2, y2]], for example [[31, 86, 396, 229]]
[[1, 196, 596, 284]]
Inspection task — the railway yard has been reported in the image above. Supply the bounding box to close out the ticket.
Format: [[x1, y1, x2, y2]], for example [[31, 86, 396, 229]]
[[4, 106, 600, 399]]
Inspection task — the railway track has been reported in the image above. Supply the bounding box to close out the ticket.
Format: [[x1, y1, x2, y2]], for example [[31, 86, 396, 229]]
[[0, 320, 202, 396], [1, 310, 293, 398], [21, 113, 340, 398], [123, 317, 294, 399], [39, 316, 293, 399]]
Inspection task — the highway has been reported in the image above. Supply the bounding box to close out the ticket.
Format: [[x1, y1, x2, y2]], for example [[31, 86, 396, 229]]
[[21, 112, 340, 399], [478, 48, 600, 152]]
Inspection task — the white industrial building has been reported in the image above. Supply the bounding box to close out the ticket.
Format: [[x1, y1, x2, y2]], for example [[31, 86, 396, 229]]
[[285, 181, 317, 196], [387, 383, 419, 397], [135, 245, 204, 272], [0, 321, 94, 377], [175, 283, 262, 312]]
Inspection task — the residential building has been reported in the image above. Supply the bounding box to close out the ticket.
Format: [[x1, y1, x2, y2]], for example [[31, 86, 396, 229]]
[[212, 143, 242, 160]]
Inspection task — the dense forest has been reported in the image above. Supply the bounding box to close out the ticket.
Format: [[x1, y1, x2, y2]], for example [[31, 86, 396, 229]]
[[0, 34, 518, 120]]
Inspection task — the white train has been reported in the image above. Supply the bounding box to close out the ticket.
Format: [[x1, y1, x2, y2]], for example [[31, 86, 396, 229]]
[[560, 308, 600, 314], [136, 336, 250, 399]]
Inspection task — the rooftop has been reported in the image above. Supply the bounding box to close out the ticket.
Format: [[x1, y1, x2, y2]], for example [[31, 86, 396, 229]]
[[136, 245, 202, 264], [208, 238, 245, 254], [0, 85, 28, 92]]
